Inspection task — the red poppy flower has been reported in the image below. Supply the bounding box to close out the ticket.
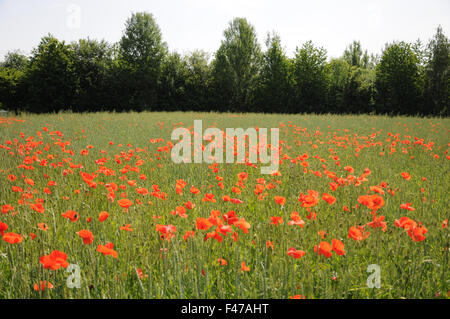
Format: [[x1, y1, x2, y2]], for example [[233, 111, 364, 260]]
[[289, 295, 305, 299], [237, 172, 248, 180], [30, 203, 45, 214], [234, 218, 251, 234], [97, 242, 118, 258], [287, 247, 306, 259], [118, 198, 133, 209], [288, 211, 305, 227], [370, 186, 385, 195], [155, 224, 176, 241], [331, 239, 345, 256], [407, 224, 427, 242], [136, 268, 148, 279], [190, 186, 200, 194], [0, 222, 8, 236], [322, 193, 336, 205], [314, 241, 332, 258], [357, 194, 385, 211], [218, 225, 232, 235], [184, 201, 195, 210], [400, 202, 415, 211], [33, 281, 54, 291], [120, 224, 133, 232], [367, 215, 387, 232], [62, 210, 79, 222], [270, 216, 283, 225], [2, 204, 14, 214], [240, 261, 250, 271], [136, 187, 149, 195], [274, 196, 286, 206], [98, 211, 109, 222], [395, 217, 417, 230], [183, 230, 195, 241], [40, 250, 69, 270], [298, 190, 319, 208], [2, 232, 22, 244], [401, 172, 411, 180], [202, 193, 216, 203], [196, 218, 213, 231], [77, 229, 94, 244], [348, 226, 370, 241], [230, 198, 243, 204], [217, 258, 227, 266]]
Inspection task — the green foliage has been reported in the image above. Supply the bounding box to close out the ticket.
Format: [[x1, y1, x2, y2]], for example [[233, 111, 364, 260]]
[[71, 39, 115, 112], [254, 32, 294, 113], [0, 66, 25, 111], [327, 41, 377, 115], [327, 58, 352, 113], [343, 41, 370, 69], [118, 12, 167, 111], [158, 52, 189, 110], [0, 12, 446, 116], [424, 26, 450, 116], [184, 50, 212, 111], [26, 35, 78, 113], [292, 41, 329, 113], [0, 51, 28, 113], [344, 66, 375, 114], [211, 18, 262, 112], [375, 42, 421, 114], [0, 50, 28, 71]]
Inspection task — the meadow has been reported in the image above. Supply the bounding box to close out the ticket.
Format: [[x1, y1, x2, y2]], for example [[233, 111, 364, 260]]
[[0, 111, 448, 299]]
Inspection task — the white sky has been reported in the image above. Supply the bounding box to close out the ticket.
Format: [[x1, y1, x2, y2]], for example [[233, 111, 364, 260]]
[[0, 0, 449, 60]]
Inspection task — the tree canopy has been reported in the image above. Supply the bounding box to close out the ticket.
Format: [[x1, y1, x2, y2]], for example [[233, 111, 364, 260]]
[[0, 13, 448, 117]]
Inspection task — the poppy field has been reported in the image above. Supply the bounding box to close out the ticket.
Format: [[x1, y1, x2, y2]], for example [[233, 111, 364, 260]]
[[0, 112, 449, 299]]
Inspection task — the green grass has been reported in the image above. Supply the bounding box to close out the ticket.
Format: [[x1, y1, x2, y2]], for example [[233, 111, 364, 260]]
[[0, 111, 449, 299]]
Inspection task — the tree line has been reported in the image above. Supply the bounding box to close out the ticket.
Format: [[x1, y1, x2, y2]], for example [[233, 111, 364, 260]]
[[0, 12, 448, 116]]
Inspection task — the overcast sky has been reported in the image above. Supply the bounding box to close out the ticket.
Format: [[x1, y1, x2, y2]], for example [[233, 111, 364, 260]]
[[0, 0, 449, 60]]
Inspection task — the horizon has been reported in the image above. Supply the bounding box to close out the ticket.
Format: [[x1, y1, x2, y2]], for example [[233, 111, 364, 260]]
[[0, 0, 449, 61]]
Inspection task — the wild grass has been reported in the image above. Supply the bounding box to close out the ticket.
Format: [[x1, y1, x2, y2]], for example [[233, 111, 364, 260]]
[[0, 111, 448, 298]]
